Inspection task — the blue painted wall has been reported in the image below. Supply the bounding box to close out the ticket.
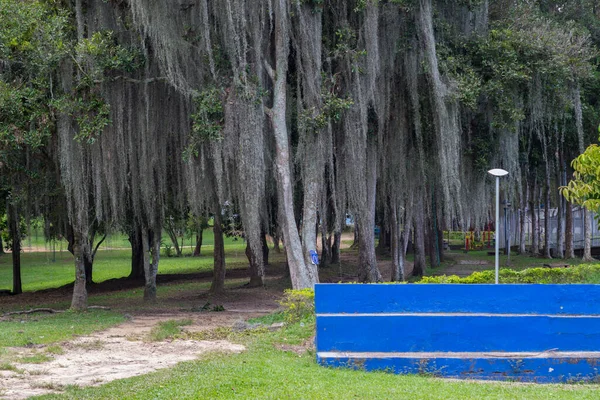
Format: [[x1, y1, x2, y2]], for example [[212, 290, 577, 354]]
[[315, 284, 600, 315], [315, 284, 600, 382], [317, 314, 600, 352]]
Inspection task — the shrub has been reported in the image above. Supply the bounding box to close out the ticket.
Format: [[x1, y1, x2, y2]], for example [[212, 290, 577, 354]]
[[417, 264, 600, 284], [279, 288, 315, 323]]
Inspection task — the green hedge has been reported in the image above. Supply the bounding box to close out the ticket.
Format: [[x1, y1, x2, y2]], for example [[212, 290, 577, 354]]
[[417, 264, 600, 284]]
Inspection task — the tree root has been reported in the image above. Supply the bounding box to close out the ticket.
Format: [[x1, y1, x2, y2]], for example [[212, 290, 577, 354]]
[[2, 308, 64, 317], [2, 306, 111, 317]]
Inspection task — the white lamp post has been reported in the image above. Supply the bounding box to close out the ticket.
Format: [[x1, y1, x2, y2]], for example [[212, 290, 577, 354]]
[[488, 168, 509, 284]]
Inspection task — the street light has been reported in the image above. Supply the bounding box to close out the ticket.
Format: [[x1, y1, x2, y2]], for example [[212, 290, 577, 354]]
[[488, 168, 509, 284]]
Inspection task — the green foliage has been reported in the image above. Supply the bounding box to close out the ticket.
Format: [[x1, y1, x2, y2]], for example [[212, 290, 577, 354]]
[[184, 88, 224, 160], [417, 264, 600, 284], [191, 88, 224, 141], [75, 31, 143, 80], [561, 133, 600, 216], [0, 212, 26, 250], [299, 76, 354, 132], [278, 288, 315, 323], [51, 93, 111, 144]]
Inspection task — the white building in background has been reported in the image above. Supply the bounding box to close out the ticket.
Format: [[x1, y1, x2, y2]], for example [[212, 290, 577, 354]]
[[497, 206, 599, 255]]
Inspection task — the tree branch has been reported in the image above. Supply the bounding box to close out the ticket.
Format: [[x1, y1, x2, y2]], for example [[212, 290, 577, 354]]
[[264, 106, 273, 118], [95, 76, 167, 85], [263, 60, 275, 81], [92, 233, 107, 261]]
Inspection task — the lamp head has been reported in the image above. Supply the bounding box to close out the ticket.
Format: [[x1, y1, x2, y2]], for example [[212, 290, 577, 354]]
[[488, 168, 509, 177]]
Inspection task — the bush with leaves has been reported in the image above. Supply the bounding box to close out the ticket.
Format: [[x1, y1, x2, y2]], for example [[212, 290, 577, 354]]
[[279, 288, 315, 323]]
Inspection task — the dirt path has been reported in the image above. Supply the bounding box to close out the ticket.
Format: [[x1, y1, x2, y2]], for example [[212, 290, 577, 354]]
[[1, 284, 282, 399]]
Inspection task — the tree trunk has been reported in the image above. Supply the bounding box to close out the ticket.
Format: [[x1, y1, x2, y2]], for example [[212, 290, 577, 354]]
[[193, 230, 203, 257], [544, 180, 552, 259], [211, 212, 226, 293], [8, 203, 22, 295], [583, 209, 594, 261], [0, 234, 5, 255], [518, 178, 528, 255], [245, 242, 264, 287], [556, 141, 565, 258], [413, 203, 426, 277], [273, 233, 281, 253], [262, 230, 269, 267], [164, 220, 182, 257], [350, 225, 359, 249], [556, 189, 564, 259], [357, 142, 381, 283], [391, 204, 401, 282], [565, 201, 575, 259], [268, 0, 315, 290], [331, 231, 341, 264], [300, 145, 322, 280], [142, 227, 159, 302], [530, 178, 539, 256], [319, 209, 331, 267], [70, 230, 88, 311], [84, 255, 93, 285], [128, 226, 145, 279]]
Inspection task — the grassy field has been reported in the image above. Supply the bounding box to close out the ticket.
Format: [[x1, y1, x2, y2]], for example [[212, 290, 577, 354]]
[[0, 310, 126, 348], [34, 318, 600, 400], [1, 243, 600, 398], [0, 229, 251, 292]]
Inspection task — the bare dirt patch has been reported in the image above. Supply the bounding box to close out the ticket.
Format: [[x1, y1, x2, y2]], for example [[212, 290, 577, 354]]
[[0, 281, 283, 399]]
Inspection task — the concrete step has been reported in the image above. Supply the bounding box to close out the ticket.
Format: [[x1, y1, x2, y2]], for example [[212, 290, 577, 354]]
[[317, 313, 600, 353], [317, 351, 600, 383]]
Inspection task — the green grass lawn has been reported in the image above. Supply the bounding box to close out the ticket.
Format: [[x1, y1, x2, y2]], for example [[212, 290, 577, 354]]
[[0, 310, 125, 348], [34, 320, 600, 400], [0, 229, 256, 292]]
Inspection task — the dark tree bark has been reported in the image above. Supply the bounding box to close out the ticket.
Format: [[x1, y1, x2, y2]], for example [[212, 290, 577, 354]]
[[70, 230, 88, 311], [565, 201, 575, 259], [357, 141, 381, 282], [544, 181, 552, 259], [437, 227, 444, 263], [84, 256, 93, 285], [331, 231, 341, 264], [128, 226, 145, 279], [8, 203, 22, 295], [518, 179, 528, 255], [350, 225, 359, 249], [555, 141, 565, 258], [164, 219, 182, 257], [84, 226, 106, 285], [0, 234, 5, 255], [266, 0, 315, 289], [319, 210, 331, 267], [211, 212, 226, 293], [376, 219, 389, 255], [246, 242, 263, 287], [272, 233, 281, 253], [193, 230, 203, 257], [262, 230, 269, 267], [413, 201, 426, 277], [142, 227, 160, 302], [391, 203, 401, 282], [530, 178, 539, 256], [583, 209, 594, 261]]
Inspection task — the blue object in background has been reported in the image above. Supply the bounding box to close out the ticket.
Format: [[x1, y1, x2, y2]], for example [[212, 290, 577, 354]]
[[309, 250, 319, 265], [374, 226, 380, 239]]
